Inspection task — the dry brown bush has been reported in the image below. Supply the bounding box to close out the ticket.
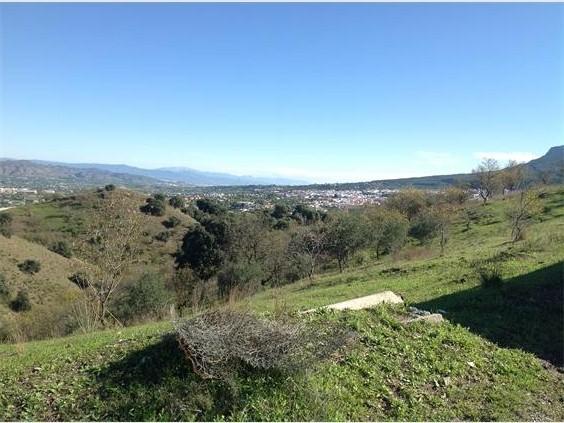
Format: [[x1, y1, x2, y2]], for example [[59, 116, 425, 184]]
[[175, 309, 355, 381]]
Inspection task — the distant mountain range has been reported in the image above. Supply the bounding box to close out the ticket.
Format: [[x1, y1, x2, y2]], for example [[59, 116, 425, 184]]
[[0, 159, 307, 187], [0, 146, 561, 190]]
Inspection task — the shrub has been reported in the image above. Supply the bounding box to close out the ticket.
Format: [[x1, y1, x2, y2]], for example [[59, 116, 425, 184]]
[[140, 196, 166, 216], [104, 184, 116, 191], [477, 262, 503, 288], [174, 309, 354, 381], [18, 259, 41, 275], [195, 198, 226, 215], [154, 230, 172, 242], [0, 273, 10, 300], [271, 204, 290, 219], [69, 272, 90, 289], [408, 210, 441, 243], [0, 212, 13, 238], [169, 196, 185, 209], [49, 240, 73, 258], [163, 215, 182, 229], [217, 261, 262, 299], [112, 273, 171, 323], [10, 290, 31, 312]]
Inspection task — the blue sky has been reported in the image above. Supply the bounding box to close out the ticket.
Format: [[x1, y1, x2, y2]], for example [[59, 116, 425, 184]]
[[1, 3, 562, 183]]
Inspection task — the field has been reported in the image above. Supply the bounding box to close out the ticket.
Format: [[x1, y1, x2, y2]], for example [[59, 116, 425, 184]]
[[0, 188, 563, 421]]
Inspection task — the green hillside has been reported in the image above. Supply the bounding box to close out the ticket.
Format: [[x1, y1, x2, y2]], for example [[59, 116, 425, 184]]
[[8, 188, 194, 280], [0, 187, 563, 421]]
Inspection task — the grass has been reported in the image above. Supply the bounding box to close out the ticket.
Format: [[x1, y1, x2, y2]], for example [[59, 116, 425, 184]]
[[0, 187, 563, 420], [0, 308, 562, 421]]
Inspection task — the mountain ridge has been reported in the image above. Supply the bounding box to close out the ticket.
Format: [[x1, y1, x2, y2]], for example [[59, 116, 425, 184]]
[[1, 146, 562, 189]]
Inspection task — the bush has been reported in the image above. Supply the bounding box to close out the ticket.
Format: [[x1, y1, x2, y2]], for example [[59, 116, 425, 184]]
[[477, 262, 503, 288], [0, 212, 13, 238], [169, 196, 185, 209], [49, 240, 73, 258], [195, 198, 226, 215], [154, 230, 172, 242], [112, 273, 171, 323], [163, 215, 182, 229], [174, 309, 354, 381], [18, 259, 41, 275], [140, 196, 166, 216], [0, 273, 10, 300], [69, 272, 90, 289], [104, 184, 116, 191], [408, 210, 441, 243], [10, 290, 31, 312]]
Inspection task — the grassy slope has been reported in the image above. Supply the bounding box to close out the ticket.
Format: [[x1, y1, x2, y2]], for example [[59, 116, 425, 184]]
[[8, 188, 194, 283], [0, 188, 563, 421], [0, 235, 83, 339]]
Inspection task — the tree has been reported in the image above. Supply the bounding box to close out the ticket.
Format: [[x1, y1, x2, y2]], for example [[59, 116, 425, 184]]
[[472, 158, 500, 204], [176, 224, 224, 281], [506, 189, 543, 243], [112, 272, 170, 323], [0, 212, 12, 238], [228, 212, 270, 264], [78, 193, 146, 326], [271, 204, 289, 219], [10, 290, 31, 312], [434, 205, 455, 255], [18, 259, 41, 275], [365, 208, 409, 259], [385, 189, 427, 220], [49, 240, 72, 258], [441, 187, 469, 205], [195, 198, 226, 215], [169, 196, 185, 209], [499, 160, 526, 196], [140, 195, 166, 216], [287, 225, 327, 279], [324, 212, 366, 272], [163, 215, 182, 229], [291, 204, 321, 225], [408, 209, 441, 244]]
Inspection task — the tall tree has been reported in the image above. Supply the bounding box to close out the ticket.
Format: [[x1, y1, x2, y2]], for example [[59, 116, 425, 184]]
[[78, 192, 147, 326], [324, 211, 366, 272]]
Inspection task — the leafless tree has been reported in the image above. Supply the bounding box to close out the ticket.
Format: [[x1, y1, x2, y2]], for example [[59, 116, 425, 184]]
[[499, 160, 527, 196], [507, 189, 542, 243], [77, 191, 147, 326], [472, 158, 500, 204], [287, 225, 327, 279]]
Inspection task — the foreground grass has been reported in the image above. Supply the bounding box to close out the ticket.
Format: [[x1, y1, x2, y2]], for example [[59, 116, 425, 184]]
[[1, 307, 563, 421], [1, 188, 563, 421]]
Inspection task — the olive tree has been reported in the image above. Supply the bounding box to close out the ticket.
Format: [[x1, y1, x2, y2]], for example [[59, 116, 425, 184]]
[[324, 211, 366, 272], [365, 207, 408, 259]]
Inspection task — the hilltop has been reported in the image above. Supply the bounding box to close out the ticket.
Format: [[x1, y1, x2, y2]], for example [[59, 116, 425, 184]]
[[0, 186, 563, 421]]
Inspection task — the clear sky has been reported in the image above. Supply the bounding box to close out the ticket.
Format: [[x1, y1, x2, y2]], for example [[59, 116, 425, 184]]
[[1, 3, 563, 183]]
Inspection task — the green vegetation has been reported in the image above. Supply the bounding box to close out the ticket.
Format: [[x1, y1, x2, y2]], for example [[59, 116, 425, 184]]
[[9, 290, 31, 312], [49, 240, 72, 258], [0, 212, 13, 238], [0, 183, 562, 421], [17, 260, 41, 275]]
